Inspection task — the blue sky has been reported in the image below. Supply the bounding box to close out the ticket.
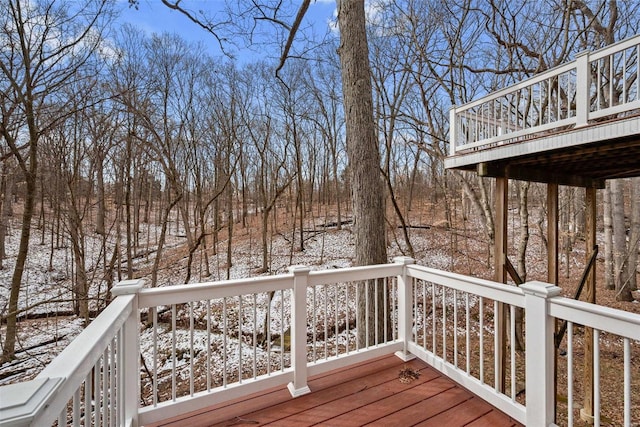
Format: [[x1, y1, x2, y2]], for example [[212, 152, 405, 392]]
[[116, 0, 337, 61]]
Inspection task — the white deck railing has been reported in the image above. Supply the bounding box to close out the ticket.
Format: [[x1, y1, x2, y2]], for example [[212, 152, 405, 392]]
[[449, 34, 640, 155], [1, 259, 639, 426]]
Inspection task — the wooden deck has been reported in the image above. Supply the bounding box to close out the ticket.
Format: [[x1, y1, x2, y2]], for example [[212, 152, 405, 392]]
[[149, 354, 522, 427]]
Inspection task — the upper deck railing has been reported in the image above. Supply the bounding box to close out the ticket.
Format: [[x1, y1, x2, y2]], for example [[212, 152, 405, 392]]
[[449, 34, 640, 156], [1, 260, 639, 426]]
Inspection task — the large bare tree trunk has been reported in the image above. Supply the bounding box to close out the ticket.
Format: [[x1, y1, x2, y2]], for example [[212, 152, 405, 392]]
[[337, 0, 388, 347], [2, 159, 36, 362]]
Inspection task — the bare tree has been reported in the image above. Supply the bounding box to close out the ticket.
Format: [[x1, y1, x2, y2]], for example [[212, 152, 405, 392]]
[[337, 0, 388, 346], [603, 181, 614, 289], [0, 0, 114, 362], [629, 178, 640, 291], [370, 16, 415, 257], [610, 179, 632, 301], [0, 156, 15, 270]]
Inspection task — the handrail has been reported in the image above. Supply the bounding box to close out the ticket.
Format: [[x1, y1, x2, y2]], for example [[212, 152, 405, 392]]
[[449, 33, 640, 155], [455, 61, 578, 113], [406, 264, 525, 307], [138, 274, 294, 308], [549, 297, 640, 340]]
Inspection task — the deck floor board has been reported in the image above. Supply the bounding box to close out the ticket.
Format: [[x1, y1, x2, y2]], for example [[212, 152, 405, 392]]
[[150, 354, 522, 427]]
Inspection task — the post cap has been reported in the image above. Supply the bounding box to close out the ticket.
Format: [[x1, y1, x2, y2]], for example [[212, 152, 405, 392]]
[[520, 281, 562, 298], [111, 279, 145, 296], [287, 265, 311, 275], [393, 256, 415, 265]]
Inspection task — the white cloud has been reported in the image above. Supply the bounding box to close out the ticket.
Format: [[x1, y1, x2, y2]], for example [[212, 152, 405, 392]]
[[325, 0, 393, 35]]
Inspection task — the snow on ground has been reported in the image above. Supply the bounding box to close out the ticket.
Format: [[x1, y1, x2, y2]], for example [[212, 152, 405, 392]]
[[0, 210, 582, 387], [1, 221, 441, 385]]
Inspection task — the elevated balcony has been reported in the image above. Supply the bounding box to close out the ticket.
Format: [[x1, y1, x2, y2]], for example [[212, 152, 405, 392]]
[[446, 34, 640, 188], [1, 259, 638, 426]]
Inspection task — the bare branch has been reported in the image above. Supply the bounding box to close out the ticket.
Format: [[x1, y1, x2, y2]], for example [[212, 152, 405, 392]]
[[275, 0, 310, 78], [160, 0, 233, 56]]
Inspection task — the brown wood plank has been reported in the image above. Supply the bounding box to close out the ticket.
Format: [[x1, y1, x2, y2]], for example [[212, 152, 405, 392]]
[[465, 409, 519, 427], [150, 387, 291, 427], [313, 376, 455, 426], [152, 354, 404, 427], [365, 386, 472, 426], [206, 356, 427, 427], [276, 367, 443, 425], [152, 354, 523, 427], [414, 396, 493, 426]]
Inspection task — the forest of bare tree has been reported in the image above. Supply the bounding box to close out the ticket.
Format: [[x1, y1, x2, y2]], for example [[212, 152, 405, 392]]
[[1, 0, 639, 374]]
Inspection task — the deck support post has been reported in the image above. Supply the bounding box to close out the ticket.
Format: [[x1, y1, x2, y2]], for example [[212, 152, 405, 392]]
[[112, 279, 145, 427], [548, 183, 559, 423], [581, 187, 597, 423], [547, 183, 559, 285], [522, 281, 562, 427], [494, 177, 508, 392], [287, 265, 311, 397], [394, 256, 416, 362]]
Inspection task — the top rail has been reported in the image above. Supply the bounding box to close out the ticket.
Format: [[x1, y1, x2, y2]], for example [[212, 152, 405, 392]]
[[137, 262, 403, 308], [549, 296, 640, 340], [138, 274, 294, 308], [449, 34, 640, 156], [406, 264, 525, 307]]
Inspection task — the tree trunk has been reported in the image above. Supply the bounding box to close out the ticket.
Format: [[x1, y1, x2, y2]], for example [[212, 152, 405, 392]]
[[459, 173, 495, 265], [226, 178, 233, 280], [337, 0, 388, 348], [516, 181, 530, 282], [0, 163, 13, 269], [151, 195, 182, 287], [95, 149, 106, 235], [2, 73, 39, 362], [69, 216, 89, 324], [628, 177, 639, 291], [261, 208, 270, 273], [3, 166, 36, 362], [603, 182, 614, 289], [610, 179, 632, 301]]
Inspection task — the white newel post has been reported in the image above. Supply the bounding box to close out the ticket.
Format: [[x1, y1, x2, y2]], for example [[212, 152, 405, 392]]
[[393, 256, 415, 362], [287, 265, 311, 397], [521, 280, 561, 427], [112, 279, 144, 427], [575, 50, 590, 127]]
